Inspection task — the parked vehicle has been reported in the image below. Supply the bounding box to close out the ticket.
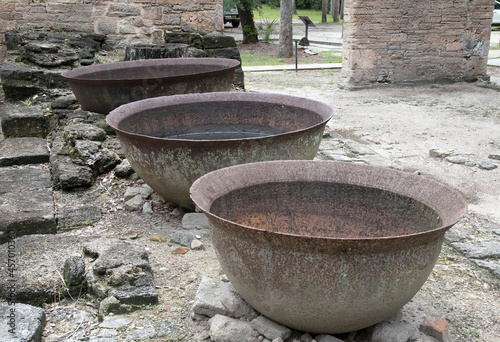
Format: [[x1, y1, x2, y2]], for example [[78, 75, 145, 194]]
[[493, 0, 500, 25], [224, 6, 240, 28]]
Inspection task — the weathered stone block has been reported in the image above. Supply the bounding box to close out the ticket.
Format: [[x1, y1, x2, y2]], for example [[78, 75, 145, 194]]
[[0, 302, 45, 342], [0, 137, 49, 166], [1, 103, 55, 138], [0, 189, 56, 244], [0, 166, 52, 195], [0, 235, 95, 306]]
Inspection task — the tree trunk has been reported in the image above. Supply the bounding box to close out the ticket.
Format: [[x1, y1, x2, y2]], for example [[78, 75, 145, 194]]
[[278, 0, 293, 58], [322, 0, 328, 24], [237, 6, 258, 44], [331, 0, 339, 22]]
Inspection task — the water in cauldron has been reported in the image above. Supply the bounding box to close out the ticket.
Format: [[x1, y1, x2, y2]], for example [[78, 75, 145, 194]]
[[163, 124, 285, 140]]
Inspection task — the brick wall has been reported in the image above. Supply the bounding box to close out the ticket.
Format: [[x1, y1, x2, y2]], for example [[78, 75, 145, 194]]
[[342, 0, 494, 86]]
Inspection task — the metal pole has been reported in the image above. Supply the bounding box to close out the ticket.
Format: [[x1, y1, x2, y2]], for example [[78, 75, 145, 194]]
[[295, 40, 298, 72]]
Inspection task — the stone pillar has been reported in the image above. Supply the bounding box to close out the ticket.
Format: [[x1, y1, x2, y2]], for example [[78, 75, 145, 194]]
[[342, 0, 493, 87]]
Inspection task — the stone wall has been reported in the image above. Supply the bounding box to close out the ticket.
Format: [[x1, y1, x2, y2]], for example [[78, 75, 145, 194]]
[[342, 0, 494, 86]]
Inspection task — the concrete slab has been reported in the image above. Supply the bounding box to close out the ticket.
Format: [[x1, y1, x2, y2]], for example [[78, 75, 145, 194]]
[[0, 167, 51, 195], [0, 189, 56, 243], [0, 137, 49, 166]]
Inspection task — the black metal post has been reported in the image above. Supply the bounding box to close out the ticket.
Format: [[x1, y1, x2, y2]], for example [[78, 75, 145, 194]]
[[295, 40, 298, 72]]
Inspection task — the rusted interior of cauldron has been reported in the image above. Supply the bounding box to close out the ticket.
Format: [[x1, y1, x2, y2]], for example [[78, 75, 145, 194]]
[[210, 182, 442, 239], [115, 99, 327, 141]]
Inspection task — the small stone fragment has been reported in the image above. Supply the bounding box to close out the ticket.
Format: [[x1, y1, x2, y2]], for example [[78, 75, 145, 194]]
[[419, 316, 449, 341], [488, 153, 500, 160], [429, 148, 452, 158], [477, 161, 498, 170], [191, 239, 204, 250], [445, 155, 472, 165], [150, 234, 167, 242], [251, 315, 292, 341], [124, 194, 144, 211]]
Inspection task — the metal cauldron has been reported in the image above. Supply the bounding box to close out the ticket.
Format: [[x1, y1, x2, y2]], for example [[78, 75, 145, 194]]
[[106, 92, 334, 209], [61, 58, 240, 114], [190, 160, 468, 334]]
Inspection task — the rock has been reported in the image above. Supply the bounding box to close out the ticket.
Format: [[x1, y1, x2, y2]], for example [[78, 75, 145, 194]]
[[203, 34, 237, 49], [0, 189, 56, 243], [57, 205, 102, 230], [1, 103, 54, 138], [0, 137, 50, 166], [371, 320, 421, 342], [50, 156, 94, 190], [209, 314, 258, 342], [299, 36, 310, 46], [192, 276, 233, 319], [219, 284, 259, 320], [114, 159, 134, 177], [191, 239, 205, 250], [0, 235, 95, 306], [124, 186, 154, 202], [445, 155, 472, 165], [451, 241, 500, 259], [64, 122, 107, 142], [474, 260, 500, 277], [0, 302, 46, 342], [164, 32, 203, 49], [143, 201, 153, 213], [251, 315, 292, 341], [488, 153, 500, 160], [0, 61, 69, 101], [124, 43, 188, 60], [477, 161, 497, 170], [99, 296, 122, 318], [419, 317, 449, 341], [182, 213, 209, 230], [124, 195, 145, 211], [83, 238, 158, 306], [343, 139, 376, 155], [429, 148, 452, 158], [315, 335, 344, 342], [63, 255, 86, 291], [170, 231, 196, 247], [51, 95, 77, 109], [72, 140, 121, 174], [99, 315, 134, 329], [126, 326, 156, 340]]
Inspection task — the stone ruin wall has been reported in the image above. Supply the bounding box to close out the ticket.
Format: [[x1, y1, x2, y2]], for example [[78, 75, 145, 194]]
[[0, 0, 224, 103], [342, 0, 494, 86]]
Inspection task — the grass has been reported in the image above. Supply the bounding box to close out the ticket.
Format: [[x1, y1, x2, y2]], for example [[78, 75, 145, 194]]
[[240, 50, 342, 66], [253, 4, 342, 24], [240, 52, 285, 66]]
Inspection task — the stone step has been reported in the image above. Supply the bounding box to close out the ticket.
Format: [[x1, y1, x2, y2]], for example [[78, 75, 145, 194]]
[[0, 137, 49, 166], [1, 103, 56, 138]]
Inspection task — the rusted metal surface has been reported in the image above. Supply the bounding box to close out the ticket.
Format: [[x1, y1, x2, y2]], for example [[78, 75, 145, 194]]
[[190, 160, 468, 334], [61, 58, 240, 114], [106, 92, 334, 209]]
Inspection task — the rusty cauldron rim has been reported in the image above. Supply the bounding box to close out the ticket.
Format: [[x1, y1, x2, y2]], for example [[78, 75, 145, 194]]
[[190, 160, 468, 242], [61, 58, 240, 85], [105, 92, 334, 143]]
